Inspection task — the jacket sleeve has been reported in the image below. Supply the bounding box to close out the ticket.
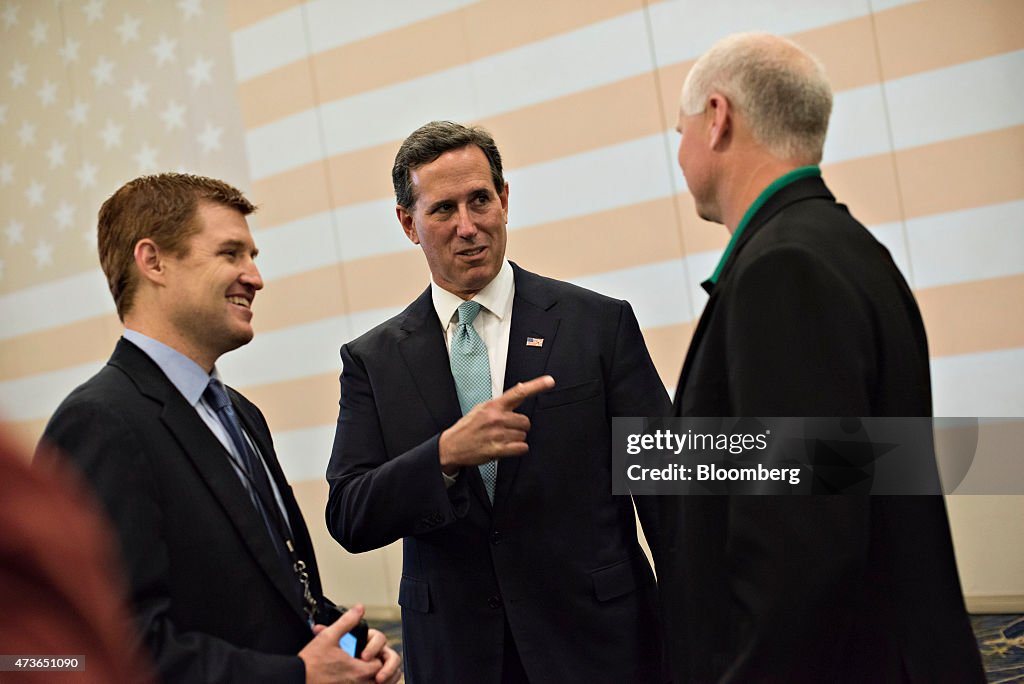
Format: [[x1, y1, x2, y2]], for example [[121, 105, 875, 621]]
[[40, 400, 306, 684], [325, 342, 471, 553], [605, 300, 674, 567]]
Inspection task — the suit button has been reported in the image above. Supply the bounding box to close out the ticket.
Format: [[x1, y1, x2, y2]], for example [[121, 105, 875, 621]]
[[487, 595, 502, 609], [490, 531, 501, 545]]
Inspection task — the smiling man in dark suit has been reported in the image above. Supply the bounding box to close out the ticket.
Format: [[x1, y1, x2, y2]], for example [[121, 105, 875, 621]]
[[663, 33, 985, 682], [325, 121, 670, 683], [39, 173, 400, 684]]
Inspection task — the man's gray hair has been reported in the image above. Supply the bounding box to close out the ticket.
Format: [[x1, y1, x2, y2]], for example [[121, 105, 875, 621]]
[[681, 32, 833, 163]]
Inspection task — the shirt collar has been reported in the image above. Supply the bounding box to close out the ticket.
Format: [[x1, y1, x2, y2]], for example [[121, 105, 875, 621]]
[[431, 259, 515, 329], [703, 165, 821, 290], [123, 329, 220, 406]]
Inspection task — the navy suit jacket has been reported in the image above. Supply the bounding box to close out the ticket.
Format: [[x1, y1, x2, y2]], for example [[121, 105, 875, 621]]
[[664, 176, 985, 682], [40, 338, 339, 683], [326, 264, 670, 683]]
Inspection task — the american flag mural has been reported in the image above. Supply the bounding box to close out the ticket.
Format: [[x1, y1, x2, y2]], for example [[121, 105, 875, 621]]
[[1, 0, 1021, 613]]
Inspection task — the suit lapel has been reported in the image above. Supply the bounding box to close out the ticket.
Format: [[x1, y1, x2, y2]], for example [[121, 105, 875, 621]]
[[112, 340, 307, 623], [494, 266, 560, 512], [232, 401, 312, 616], [397, 287, 464, 432], [233, 403, 300, 549], [233, 398, 315, 576]]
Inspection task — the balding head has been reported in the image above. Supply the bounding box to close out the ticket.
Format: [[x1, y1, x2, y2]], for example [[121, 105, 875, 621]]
[[681, 32, 833, 164]]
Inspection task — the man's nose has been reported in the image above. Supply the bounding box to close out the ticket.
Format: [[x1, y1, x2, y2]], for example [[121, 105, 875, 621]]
[[455, 204, 478, 239], [241, 260, 264, 290]]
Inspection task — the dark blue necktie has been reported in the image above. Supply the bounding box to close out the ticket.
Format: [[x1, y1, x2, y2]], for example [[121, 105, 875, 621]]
[[203, 378, 290, 562]]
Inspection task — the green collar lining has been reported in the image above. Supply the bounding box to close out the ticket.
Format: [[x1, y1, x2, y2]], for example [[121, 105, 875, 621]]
[[704, 165, 821, 287]]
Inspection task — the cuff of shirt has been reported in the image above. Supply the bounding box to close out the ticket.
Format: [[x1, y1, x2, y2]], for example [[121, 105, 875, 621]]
[[441, 469, 460, 488]]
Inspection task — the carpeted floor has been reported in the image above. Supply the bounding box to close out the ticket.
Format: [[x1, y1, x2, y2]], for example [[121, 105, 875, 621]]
[[972, 614, 1024, 683], [370, 614, 1024, 682]]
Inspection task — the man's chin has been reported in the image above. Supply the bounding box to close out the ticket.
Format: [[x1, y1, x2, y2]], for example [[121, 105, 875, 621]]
[[696, 206, 722, 225], [459, 265, 500, 293], [223, 327, 255, 353]]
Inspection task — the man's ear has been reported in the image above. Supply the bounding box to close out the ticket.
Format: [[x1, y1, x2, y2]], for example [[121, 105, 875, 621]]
[[397, 205, 420, 245], [707, 93, 732, 151], [133, 238, 165, 284]]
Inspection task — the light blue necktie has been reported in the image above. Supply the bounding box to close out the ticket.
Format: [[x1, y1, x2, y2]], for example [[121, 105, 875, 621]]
[[450, 300, 497, 502]]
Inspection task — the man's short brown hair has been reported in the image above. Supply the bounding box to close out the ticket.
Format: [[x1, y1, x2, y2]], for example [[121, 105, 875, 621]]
[[97, 173, 256, 320], [392, 121, 504, 210]]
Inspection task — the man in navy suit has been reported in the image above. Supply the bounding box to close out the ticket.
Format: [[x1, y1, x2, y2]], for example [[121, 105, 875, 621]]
[[663, 33, 985, 682], [326, 121, 670, 683], [40, 173, 400, 684]]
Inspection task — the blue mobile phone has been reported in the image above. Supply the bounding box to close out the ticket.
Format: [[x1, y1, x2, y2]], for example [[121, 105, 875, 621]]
[[339, 619, 369, 657]]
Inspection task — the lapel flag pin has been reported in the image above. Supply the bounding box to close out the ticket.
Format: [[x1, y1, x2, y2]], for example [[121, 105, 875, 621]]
[[526, 337, 544, 348]]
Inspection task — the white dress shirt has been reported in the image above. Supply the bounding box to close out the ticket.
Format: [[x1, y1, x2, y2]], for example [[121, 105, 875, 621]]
[[431, 259, 515, 402]]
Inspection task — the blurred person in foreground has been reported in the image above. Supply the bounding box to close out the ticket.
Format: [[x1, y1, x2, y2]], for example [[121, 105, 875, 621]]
[[2, 429, 152, 683], [325, 121, 670, 683], [38, 173, 401, 684], [663, 32, 985, 682]]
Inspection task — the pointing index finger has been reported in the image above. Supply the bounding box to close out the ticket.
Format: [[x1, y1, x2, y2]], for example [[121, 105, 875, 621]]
[[496, 375, 555, 410]]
